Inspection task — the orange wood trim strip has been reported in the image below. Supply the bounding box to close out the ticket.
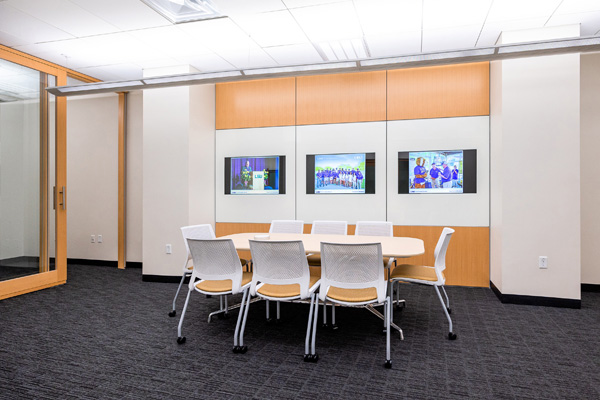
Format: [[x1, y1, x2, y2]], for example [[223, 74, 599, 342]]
[[39, 73, 49, 273], [216, 78, 296, 129], [387, 62, 490, 120], [0, 44, 100, 82], [118, 93, 127, 269], [296, 71, 387, 125], [215, 223, 489, 287], [0, 271, 64, 300], [55, 73, 68, 283]]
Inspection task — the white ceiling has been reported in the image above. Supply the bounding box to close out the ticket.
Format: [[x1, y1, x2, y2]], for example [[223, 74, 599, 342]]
[[1, 0, 600, 82]]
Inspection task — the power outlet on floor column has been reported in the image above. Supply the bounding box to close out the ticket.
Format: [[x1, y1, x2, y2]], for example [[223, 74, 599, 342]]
[[166, 244, 172, 254], [539, 256, 548, 269], [90, 235, 95, 243]]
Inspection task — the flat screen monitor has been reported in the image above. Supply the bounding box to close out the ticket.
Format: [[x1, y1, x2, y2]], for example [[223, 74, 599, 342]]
[[224, 155, 286, 195], [306, 152, 375, 194], [398, 150, 476, 194]]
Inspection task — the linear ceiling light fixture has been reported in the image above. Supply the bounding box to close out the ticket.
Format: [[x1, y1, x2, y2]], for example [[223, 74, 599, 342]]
[[360, 48, 496, 67], [497, 36, 600, 54], [141, 0, 224, 23], [142, 70, 243, 85], [56, 80, 144, 94], [243, 61, 358, 76]]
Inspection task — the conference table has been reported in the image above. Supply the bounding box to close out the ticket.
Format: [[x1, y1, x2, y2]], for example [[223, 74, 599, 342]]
[[220, 232, 425, 338]]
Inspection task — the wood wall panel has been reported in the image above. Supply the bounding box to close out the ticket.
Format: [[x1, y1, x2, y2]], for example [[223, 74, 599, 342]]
[[216, 223, 489, 287], [296, 71, 386, 125], [387, 62, 490, 120], [216, 78, 296, 129]]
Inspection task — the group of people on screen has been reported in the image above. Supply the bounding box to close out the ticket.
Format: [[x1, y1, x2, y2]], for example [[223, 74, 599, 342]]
[[413, 157, 460, 189], [316, 168, 363, 189]]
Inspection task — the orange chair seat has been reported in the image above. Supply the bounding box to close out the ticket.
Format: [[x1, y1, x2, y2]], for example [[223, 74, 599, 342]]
[[195, 271, 252, 293], [390, 264, 439, 282], [326, 286, 378, 303], [257, 273, 320, 298]]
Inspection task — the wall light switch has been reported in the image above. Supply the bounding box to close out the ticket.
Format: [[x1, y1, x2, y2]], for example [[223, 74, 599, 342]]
[[91, 235, 95, 243], [166, 244, 172, 254], [97, 235, 103, 243], [539, 256, 548, 269]]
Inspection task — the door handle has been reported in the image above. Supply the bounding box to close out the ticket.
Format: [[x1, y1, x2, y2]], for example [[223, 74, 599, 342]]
[[53, 186, 56, 210], [59, 186, 66, 210]]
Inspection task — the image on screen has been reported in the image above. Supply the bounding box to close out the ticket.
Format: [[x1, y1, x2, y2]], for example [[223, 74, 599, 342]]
[[229, 156, 280, 195], [409, 151, 463, 193], [314, 153, 366, 194]]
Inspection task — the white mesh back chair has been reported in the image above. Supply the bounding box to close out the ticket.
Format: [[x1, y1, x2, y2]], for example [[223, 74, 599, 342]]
[[389, 227, 457, 340], [177, 239, 253, 353], [244, 240, 321, 361], [269, 220, 305, 234], [355, 221, 393, 237], [318, 242, 392, 368], [169, 224, 216, 317]]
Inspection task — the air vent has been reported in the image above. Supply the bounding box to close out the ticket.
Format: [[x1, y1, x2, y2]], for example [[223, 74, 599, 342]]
[[314, 38, 370, 61]]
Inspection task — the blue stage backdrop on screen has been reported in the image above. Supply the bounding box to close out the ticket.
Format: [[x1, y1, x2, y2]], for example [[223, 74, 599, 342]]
[[226, 156, 281, 195]]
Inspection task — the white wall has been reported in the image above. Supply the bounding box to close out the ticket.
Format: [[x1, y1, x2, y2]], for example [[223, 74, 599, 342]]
[[296, 122, 387, 224], [126, 90, 143, 263], [142, 66, 216, 276], [216, 126, 296, 223], [491, 25, 581, 300], [387, 116, 489, 227], [67, 94, 119, 260], [580, 52, 600, 285]]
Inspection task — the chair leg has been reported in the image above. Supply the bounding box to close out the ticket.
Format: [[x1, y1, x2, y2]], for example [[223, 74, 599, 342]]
[[266, 299, 270, 321], [441, 286, 451, 313], [169, 273, 188, 317], [331, 303, 337, 330], [177, 289, 192, 344], [276, 301, 281, 321], [304, 294, 315, 360], [384, 296, 391, 368], [239, 290, 252, 349], [434, 286, 456, 340], [322, 299, 329, 328], [233, 289, 247, 349], [311, 296, 319, 360]]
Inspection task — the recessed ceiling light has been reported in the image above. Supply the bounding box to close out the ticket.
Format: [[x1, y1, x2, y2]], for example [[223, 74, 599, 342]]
[[141, 0, 224, 24]]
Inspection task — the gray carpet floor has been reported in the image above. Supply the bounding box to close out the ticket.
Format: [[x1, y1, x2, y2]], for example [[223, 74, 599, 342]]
[[0, 264, 598, 400]]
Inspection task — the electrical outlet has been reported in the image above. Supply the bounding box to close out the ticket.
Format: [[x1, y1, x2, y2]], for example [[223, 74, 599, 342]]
[[90, 235, 95, 243], [97, 235, 103, 243], [166, 244, 172, 254], [539, 256, 548, 269]]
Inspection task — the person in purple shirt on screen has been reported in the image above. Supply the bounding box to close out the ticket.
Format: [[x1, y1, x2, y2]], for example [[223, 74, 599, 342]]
[[429, 163, 440, 188], [452, 164, 459, 188], [413, 157, 427, 188], [356, 169, 363, 190], [440, 162, 452, 188]]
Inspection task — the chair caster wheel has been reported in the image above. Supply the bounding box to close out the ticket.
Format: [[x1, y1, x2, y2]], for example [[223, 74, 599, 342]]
[[384, 360, 392, 369], [233, 346, 240, 353], [448, 332, 457, 340], [266, 318, 274, 324], [447, 308, 452, 314], [240, 346, 248, 354], [177, 336, 186, 344], [312, 354, 319, 362], [322, 323, 330, 329], [206, 295, 212, 298], [168, 310, 176, 317], [331, 324, 339, 331], [303, 354, 310, 362], [217, 313, 229, 320]]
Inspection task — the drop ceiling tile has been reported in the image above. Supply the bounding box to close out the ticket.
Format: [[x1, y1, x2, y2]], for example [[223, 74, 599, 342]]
[[486, 0, 562, 23], [219, 46, 278, 69], [546, 11, 600, 36], [476, 18, 547, 46], [69, 0, 170, 31], [0, 30, 31, 47], [422, 25, 482, 52], [423, 0, 491, 29], [555, 0, 600, 15], [283, 0, 345, 8], [77, 63, 143, 81], [130, 26, 212, 58], [264, 43, 322, 64], [136, 58, 184, 69], [211, 0, 286, 15], [231, 10, 308, 47], [175, 53, 236, 72], [178, 18, 255, 52], [0, 3, 74, 43], [78, 33, 160, 67], [290, 1, 362, 42], [365, 31, 422, 58], [6, 0, 119, 37], [354, 0, 422, 36]]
